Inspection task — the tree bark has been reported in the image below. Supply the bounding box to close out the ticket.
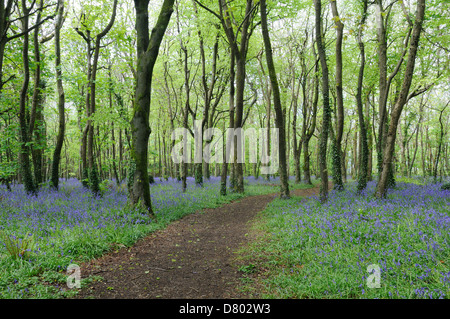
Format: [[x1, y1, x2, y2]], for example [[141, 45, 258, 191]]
[[375, 0, 426, 198], [260, 0, 289, 198], [75, 0, 118, 194], [220, 50, 235, 196], [433, 103, 449, 182], [29, 0, 46, 188], [18, 0, 36, 195], [219, 0, 255, 194], [51, 0, 65, 190], [356, 0, 369, 193], [302, 53, 318, 185], [129, 0, 175, 213], [329, 0, 344, 191], [292, 77, 302, 183], [314, 0, 331, 202]]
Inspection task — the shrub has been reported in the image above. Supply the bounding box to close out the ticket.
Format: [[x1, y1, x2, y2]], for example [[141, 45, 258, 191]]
[[0, 231, 35, 260], [441, 183, 450, 190], [99, 179, 115, 194]]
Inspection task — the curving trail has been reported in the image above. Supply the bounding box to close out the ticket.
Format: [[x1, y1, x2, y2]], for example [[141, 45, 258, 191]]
[[74, 183, 329, 299]]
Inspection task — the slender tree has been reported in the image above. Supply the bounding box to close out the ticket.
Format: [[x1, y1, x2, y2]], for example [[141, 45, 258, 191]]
[[375, 0, 413, 188], [355, 0, 369, 193], [302, 44, 319, 186], [260, 0, 289, 198], [75, 0, 118, 194], [29, 0, 46, 188], [314, 0, 331, 202], [433, 102, 449, 182], [329, 0, 344, 191], [196, 0, 258, 193], [375, 0, 426, 198], [129, 0, 175, 214], [18, 0, 39, 195], [51, 0, 65, 190], [220, 50, 235, 196]]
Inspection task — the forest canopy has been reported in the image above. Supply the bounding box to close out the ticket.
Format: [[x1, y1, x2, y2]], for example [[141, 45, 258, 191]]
[[0, 0, 448, 209]]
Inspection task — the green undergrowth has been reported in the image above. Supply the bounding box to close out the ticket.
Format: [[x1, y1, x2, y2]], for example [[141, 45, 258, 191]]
[[0, 178, 303, 299], [236, 181, 450, 299]]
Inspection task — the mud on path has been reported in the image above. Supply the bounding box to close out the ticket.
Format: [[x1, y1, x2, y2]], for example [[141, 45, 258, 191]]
[[74, 184, 326, 299]]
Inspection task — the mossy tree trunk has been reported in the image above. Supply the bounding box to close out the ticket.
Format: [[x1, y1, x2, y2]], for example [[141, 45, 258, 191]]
[[129, 0, 175, 213], [51, 0, 65, 190], [260, 0, 289, 198], [18, 0, 36, 195], [355, 0, 369, 193], [375, 0, 426, 198], [75, 0, 118, 195], [314, 0, 331, 203], [220, 51, 235, 196], [330, 0, 344, 191]]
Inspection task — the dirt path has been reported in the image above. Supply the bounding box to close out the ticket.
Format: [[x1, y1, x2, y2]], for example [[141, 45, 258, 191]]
[[74, 184, 325, 299]]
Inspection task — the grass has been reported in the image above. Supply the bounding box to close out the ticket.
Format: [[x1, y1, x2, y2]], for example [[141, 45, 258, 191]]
[[237, 180, 450, 299], [0, 175, 298, 299]]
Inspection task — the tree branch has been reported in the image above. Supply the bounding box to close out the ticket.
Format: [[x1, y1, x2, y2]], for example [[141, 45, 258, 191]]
[[7, 14, 54, 42], [193, 0, 222, 21]]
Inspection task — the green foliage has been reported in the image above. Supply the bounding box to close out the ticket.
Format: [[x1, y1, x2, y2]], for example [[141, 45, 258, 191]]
[[237, 182, 450, 299], [0, 178, 294, 298], [0, 231, 35, 260], [81, 168, 89, 188], [396, 176, 424, 186], [99, 179, 114, 194], [441, 183, 450, 191], [238, 263, 257, 274], [0, 162, 16, 182], [220, 181, 227, 196], [387, 165, 396, 189], [87, 166, 100, 195], [330, 136, 344, 191]]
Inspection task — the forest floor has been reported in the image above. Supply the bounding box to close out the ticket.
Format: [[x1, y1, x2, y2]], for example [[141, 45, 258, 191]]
[[73, 183, 327, 299]]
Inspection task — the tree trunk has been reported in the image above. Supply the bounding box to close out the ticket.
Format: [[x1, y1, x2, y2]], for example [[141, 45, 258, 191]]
[[330, 0, 344, 191], [375, 0, 389, 176], [302, 55, 318, 185], [366, 95, 373, 181], [314, 0, 331, 202], [352, 130, 358, 180], [293, 103, 302, 183], [18, 1, 35, 195], [30, 0, 45, 188], [129, 0, 175, 213], [375, 0, 426, 198], [220, 51, 235, 196], [233, 55, 246, 193], [409, 98, 424, 176], [356, 0, 369, 193], [216, 0, 255, 194], [51, 0, 65, 190], [260, 0, 289, 198], [433, 103, 449, 182]]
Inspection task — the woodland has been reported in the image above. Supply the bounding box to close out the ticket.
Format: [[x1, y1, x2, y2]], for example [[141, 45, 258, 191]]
[[0, 0, 449, 300]]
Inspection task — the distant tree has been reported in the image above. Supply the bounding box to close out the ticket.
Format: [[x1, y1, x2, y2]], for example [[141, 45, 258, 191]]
[[74, 0, 118, 195]]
